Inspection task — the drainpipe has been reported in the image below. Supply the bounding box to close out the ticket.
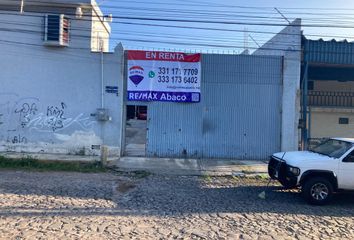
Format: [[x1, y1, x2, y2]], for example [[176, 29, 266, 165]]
[[20, 0, 24, 13], [99, 39, 108, 165], [100, 39, 104, 109], [302, 62, 309, 150]]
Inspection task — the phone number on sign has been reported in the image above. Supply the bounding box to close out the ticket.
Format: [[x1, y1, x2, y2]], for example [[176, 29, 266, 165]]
[[158, 67, 199, 76], [158, 76, 198, 84], [157, 67, 199, 84]]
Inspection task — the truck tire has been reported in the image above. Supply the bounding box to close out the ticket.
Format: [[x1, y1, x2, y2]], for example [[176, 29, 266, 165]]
[[302, 177, 333, 205]]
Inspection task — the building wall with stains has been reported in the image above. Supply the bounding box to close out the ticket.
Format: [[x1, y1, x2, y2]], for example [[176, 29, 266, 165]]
[[0, 42, 124, 157], [0, 1, 123, 157]]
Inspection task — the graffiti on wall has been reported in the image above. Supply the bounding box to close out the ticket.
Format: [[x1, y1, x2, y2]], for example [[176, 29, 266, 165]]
[[47, 102, 66, 119], [42, 102, 67, 131], [0, 93, 97, 145], [28, 112, 96, 133], [14, 101, 39, 128], [7, 134, 28, 144]]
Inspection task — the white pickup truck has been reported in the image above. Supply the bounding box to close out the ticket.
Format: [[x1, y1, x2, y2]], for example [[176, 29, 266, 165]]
[[268, 138, 354, 205]]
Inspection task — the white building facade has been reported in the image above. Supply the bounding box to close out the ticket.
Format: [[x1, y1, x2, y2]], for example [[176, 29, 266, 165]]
[[0, 0, 125, 157]]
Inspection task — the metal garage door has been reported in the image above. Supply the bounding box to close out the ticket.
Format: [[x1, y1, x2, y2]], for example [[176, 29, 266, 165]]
[[201, 54, 282, 159], [145, 54, 282, 160]]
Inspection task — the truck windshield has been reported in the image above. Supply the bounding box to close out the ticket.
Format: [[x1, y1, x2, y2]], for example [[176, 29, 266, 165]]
[[311, 139, 353, 158]]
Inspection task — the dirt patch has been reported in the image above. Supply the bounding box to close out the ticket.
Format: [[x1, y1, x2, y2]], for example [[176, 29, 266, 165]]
[[117, 181, 136, 193]]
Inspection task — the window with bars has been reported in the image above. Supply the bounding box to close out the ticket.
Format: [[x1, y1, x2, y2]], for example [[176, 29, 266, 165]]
[[44, 14, 70, 47]]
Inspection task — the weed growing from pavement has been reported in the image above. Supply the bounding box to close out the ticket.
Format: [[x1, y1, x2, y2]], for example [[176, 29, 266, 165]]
[[0, 156, 106, 173], [200, 174, 212, 182], [107, 167, 152, 179], [131, 170, 152, 179], [257, 173, 270, 179]]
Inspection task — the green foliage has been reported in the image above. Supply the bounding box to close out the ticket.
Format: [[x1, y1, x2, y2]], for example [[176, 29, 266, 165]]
[[0, 156, 106, 173], [200, 174, 212, 182], [131, 170, 152, 179], [257, 173, 270, 179]]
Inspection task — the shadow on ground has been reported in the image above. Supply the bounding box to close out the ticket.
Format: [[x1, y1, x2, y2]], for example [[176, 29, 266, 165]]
[[0, 171, 353, 218]]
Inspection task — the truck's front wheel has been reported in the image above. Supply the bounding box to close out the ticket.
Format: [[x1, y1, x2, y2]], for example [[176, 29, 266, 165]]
[[302, 177, 333, 205]]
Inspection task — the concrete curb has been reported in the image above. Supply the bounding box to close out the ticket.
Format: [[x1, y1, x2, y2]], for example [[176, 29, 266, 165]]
[[114, 156, 269, 176]]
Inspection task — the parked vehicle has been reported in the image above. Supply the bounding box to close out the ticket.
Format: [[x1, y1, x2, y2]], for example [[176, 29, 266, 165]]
[[269, 138, 354, 205]]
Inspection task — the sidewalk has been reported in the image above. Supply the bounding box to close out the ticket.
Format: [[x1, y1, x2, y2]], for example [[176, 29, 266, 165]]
[[113, 156, 268, 176], [0, 152, 268, 176]]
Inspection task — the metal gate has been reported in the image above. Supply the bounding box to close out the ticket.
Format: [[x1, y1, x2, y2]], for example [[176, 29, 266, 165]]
[[141, 54, 282, 160]]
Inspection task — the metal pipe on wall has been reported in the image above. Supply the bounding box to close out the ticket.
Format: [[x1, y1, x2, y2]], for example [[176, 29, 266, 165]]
[[100, 39, 106, 157], [20, 0, 24, 13], [302, 62, 309, 150], [100, 39, 104, 108]]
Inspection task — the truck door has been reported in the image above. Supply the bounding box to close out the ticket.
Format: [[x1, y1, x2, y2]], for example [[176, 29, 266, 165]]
[[338, 149, 354, 189]]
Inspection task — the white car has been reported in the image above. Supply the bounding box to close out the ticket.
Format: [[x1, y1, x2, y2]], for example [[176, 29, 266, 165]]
[[268, 138, 354, 205]]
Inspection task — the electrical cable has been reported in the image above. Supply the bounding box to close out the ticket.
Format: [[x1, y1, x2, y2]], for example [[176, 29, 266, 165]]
[[2, 2, 354, 55]]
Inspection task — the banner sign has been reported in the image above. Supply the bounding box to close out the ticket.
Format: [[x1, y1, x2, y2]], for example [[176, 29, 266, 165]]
[[127, 50, 201, 103]]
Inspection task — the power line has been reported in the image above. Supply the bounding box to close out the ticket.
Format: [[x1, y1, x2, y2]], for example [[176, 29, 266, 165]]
[[6, 5, 354, 29], [2, 4, 354, 55], [1, 15, 354, 55], [0, 19, 304, 48], [4, 9, 354, 35], [0, 13, 307, 41], [15, 0, 354, 23], [0, 20, 302, 49], [0, 15, 341, 46]]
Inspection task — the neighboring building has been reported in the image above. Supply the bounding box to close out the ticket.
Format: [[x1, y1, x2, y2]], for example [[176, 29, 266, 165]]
[[0, 0, 125, 157], [0, 0, 111, 51], [302, 38, 354, 146]]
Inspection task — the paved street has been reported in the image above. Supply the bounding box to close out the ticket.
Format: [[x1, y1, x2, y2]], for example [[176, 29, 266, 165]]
[[0, 170, 353, 240]]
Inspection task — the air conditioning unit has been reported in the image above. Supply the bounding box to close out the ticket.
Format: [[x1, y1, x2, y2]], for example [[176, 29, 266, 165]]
[[44, 14, 70, 47]]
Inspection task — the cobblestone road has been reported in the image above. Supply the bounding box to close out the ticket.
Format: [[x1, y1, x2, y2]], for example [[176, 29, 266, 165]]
[[0, 170, 353, 240]]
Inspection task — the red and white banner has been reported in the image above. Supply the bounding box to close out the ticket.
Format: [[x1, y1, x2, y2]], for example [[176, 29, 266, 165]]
[[127, 50, 201, 103], [127, 51, 201, 62]]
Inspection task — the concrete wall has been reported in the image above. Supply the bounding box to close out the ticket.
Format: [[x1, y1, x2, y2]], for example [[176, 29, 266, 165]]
[[253, 19, 302, 152], [90, 2, 111, 52], [310, 108, 354, 138], [0, 9, 124, 157], [91, 13, 110, 52]]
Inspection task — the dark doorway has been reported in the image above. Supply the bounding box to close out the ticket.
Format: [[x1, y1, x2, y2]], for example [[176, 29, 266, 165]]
[[124, 105, 147, 157]]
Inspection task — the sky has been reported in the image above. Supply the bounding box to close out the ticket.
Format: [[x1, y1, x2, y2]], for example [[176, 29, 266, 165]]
[[99, 0, 354, 53]]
